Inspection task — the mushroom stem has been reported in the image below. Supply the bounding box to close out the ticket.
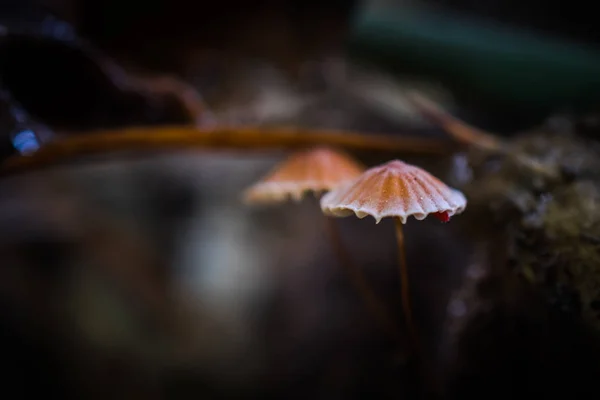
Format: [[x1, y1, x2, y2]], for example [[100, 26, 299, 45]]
[[324, 216, 402, 343], [394, 217, 419, 351]]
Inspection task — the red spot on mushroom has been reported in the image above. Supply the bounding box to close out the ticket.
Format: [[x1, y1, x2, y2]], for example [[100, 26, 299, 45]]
[[433, 211, 450, 223], [320, 160, 467, 224]]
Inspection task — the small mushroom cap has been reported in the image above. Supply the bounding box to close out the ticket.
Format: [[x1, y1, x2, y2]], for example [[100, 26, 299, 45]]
[[243, 147, 365, 204], [320, 160, 467, 224]]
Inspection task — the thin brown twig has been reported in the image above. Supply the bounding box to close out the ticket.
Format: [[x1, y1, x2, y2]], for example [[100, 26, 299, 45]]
[[122, 75, 213, 126], [406, 91, 506, 152], [1, 125, 457, 177], [407, 92, 561, 179], [98, 58, 212, 125]]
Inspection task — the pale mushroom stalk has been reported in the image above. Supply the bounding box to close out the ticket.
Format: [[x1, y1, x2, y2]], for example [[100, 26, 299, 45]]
[[324, 216, 403, 341], [394, 217, 419, 350]]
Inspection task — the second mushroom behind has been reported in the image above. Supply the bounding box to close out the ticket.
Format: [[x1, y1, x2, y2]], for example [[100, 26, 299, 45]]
[[320, 159, 467, 355], [242, 147, 365, 204], [242, 146, 402, 344]]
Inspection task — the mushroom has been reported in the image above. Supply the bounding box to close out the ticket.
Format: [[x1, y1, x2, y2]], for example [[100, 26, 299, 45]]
[[243, 146, 365, 204], [243, 147, 402, 341], [320, 159, 467, 350]]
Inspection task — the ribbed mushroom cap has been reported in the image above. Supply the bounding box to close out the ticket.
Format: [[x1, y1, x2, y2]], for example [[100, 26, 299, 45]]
[[243, 147, 365, 204], [320, 160, 467, 224]]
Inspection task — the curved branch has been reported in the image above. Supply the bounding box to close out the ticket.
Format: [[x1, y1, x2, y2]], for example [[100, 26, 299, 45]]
[[1, 125, 457, 177], [407, 92, 506, 152]]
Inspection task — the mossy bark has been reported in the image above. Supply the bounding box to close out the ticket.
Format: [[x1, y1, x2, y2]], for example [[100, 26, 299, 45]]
[[443, 125, 600, 398]]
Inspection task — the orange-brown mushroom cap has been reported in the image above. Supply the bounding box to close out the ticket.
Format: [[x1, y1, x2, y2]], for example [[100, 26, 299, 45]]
[[320, 160, 467, 224], [243, 147, 366, 204]]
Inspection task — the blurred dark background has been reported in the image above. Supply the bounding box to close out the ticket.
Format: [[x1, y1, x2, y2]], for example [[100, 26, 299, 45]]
[[1, 1, 600, 399]]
